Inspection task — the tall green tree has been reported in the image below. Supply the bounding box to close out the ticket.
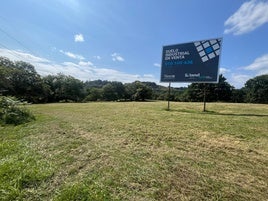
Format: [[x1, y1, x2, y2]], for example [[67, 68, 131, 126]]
[[0, 57, 16, 95], [12, 61, 50, 103], [231, 89, 246, 103], [84, 87, 102, 101], [43, 74, 85, 102], [125, 81, 152, 101], [0, 57, 49, 103], [0, 57, 15, 68], [214, 74, 234, 101], [244, 74, 268, 104], [102, 82, 126, 101]]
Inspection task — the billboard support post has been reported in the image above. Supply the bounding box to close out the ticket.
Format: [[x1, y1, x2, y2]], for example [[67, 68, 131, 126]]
[[167, 82, 171, 111], [203, 84, 207, 112]]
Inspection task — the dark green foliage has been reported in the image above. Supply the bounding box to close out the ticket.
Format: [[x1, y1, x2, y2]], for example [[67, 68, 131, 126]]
[[214, 74, 234, 101], [0, 69, 13, 94], [84, 79, 109, 88], [125, 81, 152, 101], [1, 56, 268, 104], [0, 96, 35, 125], [43, 73, 86, 102], [0, 57, 50, 103], [102, 81, 126, 101], [84, 88, 102, 101], [231, 88, 246, 103], [12, 60, 48, 102], [244, 74, 268, 104], [0, 58, 16, 96]]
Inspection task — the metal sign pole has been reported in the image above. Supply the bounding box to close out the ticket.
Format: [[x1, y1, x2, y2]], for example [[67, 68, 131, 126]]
[[203, 84, 207, 112], [167, 82, 171, 110]]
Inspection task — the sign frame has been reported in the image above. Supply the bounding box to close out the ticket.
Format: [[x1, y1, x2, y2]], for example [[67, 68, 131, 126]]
[[160, 38, 223, 83]]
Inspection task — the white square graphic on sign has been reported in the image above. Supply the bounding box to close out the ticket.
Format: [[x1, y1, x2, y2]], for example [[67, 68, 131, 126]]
[[194, 42, 201, 46], [210, 40, 217, 45], [208, 52, 215, 59], [199, 50, 205, 57], [196, 45, 203, 52], [202, 56, 208, 62], [213, 43, 220, 50], [203, 42, 210, 48]]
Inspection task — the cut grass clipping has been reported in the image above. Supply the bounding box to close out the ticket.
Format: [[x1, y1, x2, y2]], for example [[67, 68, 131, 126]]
[[0, 102, 267, 200]]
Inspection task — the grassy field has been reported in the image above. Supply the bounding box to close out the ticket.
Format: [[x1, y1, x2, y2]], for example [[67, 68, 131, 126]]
[[0, 102, 267, 200]]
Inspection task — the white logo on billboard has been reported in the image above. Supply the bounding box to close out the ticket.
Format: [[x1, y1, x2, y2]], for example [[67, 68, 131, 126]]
[[194, 39, 221, 63]]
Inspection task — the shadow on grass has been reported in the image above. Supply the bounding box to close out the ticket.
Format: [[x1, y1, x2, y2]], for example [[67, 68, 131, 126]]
[[204, 110, 268, 117], [164, 108, 268, 117]]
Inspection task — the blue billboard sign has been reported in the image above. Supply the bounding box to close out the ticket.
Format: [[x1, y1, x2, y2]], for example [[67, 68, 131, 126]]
[[161, 38, 222, 83]]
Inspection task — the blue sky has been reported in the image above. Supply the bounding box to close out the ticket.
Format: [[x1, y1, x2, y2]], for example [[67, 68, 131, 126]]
[[1, 0, 268, 88]]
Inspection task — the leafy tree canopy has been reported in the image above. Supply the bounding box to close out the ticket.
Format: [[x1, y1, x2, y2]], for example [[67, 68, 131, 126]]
[[244, 74, 268, 104]]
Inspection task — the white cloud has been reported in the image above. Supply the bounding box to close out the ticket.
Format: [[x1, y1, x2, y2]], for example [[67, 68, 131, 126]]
[[143, 74, 154, 78], [225, 54, 268, 88], [219, 67, 231, 74], [224, 0, 268, 35], [0, 48, 50, 63], [93, 55, 101, 60], [78, 61, 94, 66], [0, 48, 157, 83], [60, 50, 85, 60], [111, 53, 124, 62], [243, 54, 268, 75], [154, 63, 161, 67], [230, 74, 252, 88], [74, 34, 84, 42]]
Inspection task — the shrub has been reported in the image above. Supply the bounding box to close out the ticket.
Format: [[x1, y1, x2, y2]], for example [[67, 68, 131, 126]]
[[0, 96, 35, 125]]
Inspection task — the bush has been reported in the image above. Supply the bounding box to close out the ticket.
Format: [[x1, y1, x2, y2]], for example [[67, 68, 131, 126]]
[[0, 96, 35, 125]]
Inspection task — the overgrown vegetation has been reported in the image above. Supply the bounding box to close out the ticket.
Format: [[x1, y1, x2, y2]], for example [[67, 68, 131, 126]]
[[0, 102, 267, 200], [1, 56, 268, 103], [0, 96, 35, 125]]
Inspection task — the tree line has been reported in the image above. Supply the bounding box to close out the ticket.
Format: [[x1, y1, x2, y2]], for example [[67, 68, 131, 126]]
[[1, 57, 268, 104]]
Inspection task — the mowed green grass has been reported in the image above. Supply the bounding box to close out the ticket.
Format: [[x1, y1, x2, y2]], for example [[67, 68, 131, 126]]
[[0, 102, 267, 200]]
